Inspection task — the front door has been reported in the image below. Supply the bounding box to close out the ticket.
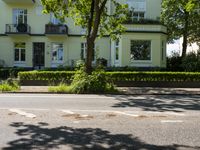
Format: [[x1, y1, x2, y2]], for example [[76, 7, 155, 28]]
[[33, 42, 45, 69]]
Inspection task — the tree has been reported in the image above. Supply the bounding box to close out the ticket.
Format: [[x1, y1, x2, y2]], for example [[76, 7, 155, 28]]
[[161, 0, 200, 58], [41, 0, 128, 74]]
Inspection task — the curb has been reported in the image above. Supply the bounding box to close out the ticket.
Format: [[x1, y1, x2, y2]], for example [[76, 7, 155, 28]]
[[1, 91, 200, 95]]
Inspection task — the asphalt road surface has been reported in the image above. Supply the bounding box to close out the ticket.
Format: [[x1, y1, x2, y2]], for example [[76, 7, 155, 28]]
[[0, 94, 200, 150]]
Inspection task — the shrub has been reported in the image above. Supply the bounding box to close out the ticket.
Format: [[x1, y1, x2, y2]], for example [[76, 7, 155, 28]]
[[69, 65, 116, 94], [18, 71, 75, 81], [182, 51, 200, 72], [0, 78, 19, 92], [19, 71, 200, 83], [48, 83, 72, 93], [0, 68, 32, 79], [167, 52, 183, 71], [48, 65, 117, 94]]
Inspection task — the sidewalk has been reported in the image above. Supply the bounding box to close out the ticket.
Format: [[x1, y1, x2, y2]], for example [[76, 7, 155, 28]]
[[17, 86, 200, 95]]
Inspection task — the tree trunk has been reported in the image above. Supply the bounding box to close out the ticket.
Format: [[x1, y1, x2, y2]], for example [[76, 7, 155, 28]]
[[86, 38, 94, 74], [182, 11, 189, 58]]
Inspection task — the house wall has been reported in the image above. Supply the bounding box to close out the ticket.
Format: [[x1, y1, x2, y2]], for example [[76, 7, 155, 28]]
[[120, 32, 165, 67], [0, 0, 167, 68]]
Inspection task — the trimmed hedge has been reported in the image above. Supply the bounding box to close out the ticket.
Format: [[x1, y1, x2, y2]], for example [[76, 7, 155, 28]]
[[106, 72, 200, 82], [0, 68, 32, 79], [18, 71, 200, 82], [18, 71, 75, 81]]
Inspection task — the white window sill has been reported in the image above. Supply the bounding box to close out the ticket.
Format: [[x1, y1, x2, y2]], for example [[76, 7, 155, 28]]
[[51, 61, 64, 67], [131, 60, 152, 63], [14, 62, 26, 67]]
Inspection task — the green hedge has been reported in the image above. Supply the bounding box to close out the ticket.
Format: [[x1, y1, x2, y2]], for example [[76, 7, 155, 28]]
[[18, 71, 200, 82], [18, 71, 75, 81], [105, 72, 200, 82], [0, 68, 32, 79]]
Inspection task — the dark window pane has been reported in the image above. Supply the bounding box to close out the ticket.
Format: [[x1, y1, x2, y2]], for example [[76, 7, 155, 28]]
[[15, 49, 19, 61], [21, 49, 25, 61], [116, 47, 119, 60], [130, 40, 151, 60]]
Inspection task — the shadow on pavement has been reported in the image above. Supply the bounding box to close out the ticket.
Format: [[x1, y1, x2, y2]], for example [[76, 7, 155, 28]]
[[3, 122, 200, 150], [112, 95, 200, 112]]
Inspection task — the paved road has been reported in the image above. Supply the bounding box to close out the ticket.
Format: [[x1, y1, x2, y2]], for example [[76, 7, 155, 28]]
[[0, 94, 200, 150]]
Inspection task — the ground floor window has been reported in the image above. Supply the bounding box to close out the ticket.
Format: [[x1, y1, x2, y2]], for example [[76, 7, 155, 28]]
[[115, 40, 119, 61], [130, 40, 151, 61], [52, 43, 63, 62], [161, 40, 165, 61], [81, 42, 95, 61], [14, 42, 26, 62]]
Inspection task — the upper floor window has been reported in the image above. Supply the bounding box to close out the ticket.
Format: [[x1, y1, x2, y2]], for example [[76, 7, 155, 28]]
[[127, 0, 146, 21], [131, 12, 145, 21], [13, 9, 27, 24], [14, 43, 26, 62], [130, 40, 151, 61], [50, 13, 61, 24]]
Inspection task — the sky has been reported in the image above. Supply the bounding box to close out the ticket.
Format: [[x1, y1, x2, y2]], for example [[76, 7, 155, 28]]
[[167, 38, 199, 56]]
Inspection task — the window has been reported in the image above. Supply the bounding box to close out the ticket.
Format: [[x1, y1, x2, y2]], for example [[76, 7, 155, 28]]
[[131, 12, 145, 21], [50, 13, 61, 24], [127, 0, 146, 21], [161, 41, 165, 61], [81, 43, 95, 61], [14, 43, 26, 62], [13, 9, 27, 24], [52, 43, 63, 62], [130, 40, 151, 61], [115, 40, 119, 61]]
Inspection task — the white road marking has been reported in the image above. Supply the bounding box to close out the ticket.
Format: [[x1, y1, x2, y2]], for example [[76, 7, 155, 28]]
[[61, 110, 75, 114], [115, 111, 139, 117], [161, 120, 183, 123], [61, 109, 139, 117], [165, 112, 185, 116], [9, 109, 36, 118], [148, 112, 185, 116]]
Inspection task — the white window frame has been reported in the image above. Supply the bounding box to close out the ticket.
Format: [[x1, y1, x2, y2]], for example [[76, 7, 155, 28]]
[[114, 40, 120, 65], [161, 40, 166, 61], [51, 43, 64, 65], [50, 13, 61, 24], [81, 42, 96, 61], [127, 0, 146, 21], [13, 9, 27, 24], [14, 42, 26, 64], [131, 11, 145, 21]]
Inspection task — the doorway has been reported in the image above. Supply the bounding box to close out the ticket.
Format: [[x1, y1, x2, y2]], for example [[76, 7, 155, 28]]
[[33, 42, 45, 69]]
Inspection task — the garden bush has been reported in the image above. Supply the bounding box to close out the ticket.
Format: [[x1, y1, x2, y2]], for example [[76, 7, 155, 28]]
[[0, 78, 19, 92], [18, 71, 75, 81], [48, 65, 117, 94], [19, 71, 200, 82]]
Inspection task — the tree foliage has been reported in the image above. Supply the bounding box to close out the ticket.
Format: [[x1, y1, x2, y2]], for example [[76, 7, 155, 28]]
[[161, 0, 200, 57], [41, 0, 128, 73]]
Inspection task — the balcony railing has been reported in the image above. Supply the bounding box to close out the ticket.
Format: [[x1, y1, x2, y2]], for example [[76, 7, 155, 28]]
[[124, 18, 162, 25], [45, 24, 68, 35], [6, 24, 31, 34]]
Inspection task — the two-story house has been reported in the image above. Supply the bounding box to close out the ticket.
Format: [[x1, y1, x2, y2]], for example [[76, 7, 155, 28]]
[[0, 0, 167, 68]]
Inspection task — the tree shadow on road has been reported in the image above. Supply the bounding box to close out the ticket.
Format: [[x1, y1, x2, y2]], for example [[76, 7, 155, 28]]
[[112, 95, 200, 112], [3, 122, 200, 150]]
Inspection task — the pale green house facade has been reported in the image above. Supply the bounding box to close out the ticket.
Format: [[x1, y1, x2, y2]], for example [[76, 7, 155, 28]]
[[0, 0, 167, 68]]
